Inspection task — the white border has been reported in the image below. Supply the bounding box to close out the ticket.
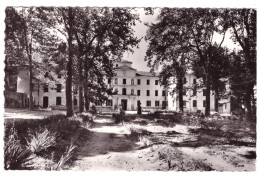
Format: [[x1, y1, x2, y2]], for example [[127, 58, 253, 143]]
[[0, 1, 258, 176]]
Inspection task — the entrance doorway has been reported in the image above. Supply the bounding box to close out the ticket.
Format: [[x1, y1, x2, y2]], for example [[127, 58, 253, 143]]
[[43, 96, 49, 108], [121, 99, 127, 110]]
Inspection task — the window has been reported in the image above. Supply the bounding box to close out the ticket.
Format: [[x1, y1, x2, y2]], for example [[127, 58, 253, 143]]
[[74, 98, 78, 106], [146, 101, 151, 106], [183, 101, 186, 108], [147, 79, 150, 85], [155, 101, 160, 106], [155, 90, 158, 96], [56, 97, 61, 105], [203, 100, 206, 107], [193, 78, 196, 84], [137, 100, 141, 106], [131, 79, 134, 85], [137, 90, 141, 96], [114, 88, 118, 95], [106, 100, 113, 106], [116, 64, 118, 67], [155, 80, 159, 85], [115, 78, 118, 84], [183, 77, 187, 84], [131, 89, 134, 95], [162, 90, 166, 96], [108, 78, 111, 84], [122, 88, 126, 95], [56, 84, 62, 92], [193, 100, 197, 107], [147, 90, 150, 96], [43, 84, 48, 92], [123, 79, 126, 84], [137, 79, 141, 85], [172, 101, 174, 107], [203, 89, 206, 96], [58, 73, 61, 78], [193, 88, 197, 96]]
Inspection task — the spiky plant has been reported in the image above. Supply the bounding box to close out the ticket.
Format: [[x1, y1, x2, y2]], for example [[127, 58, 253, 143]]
[[26, 128, 58, 154]]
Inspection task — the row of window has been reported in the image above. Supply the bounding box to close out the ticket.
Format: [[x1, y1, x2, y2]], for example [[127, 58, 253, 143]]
[[114, 78, 160, 85], [182, 89, 207, 96], [181, 100, 206, 108], [43, 84, 62, 93], [138, 100, 168, 107], [119, 88, 166, 96], [183, 78, 197, 84]]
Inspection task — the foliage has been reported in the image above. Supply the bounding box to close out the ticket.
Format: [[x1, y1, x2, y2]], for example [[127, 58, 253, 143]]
[[113, 113, 124, 124], [4, 125, 33, 170], [25, 128, 58, 154], [46, 144, 77, 170], [79, 112, 96, 122]]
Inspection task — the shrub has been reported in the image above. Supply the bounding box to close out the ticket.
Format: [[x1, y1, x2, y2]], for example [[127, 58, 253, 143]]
[[113, 113, 124, 124], [127, 126, 151, 141], [79, 112, 95, 122], [4, 126, 32, 170], [46, 118, 80, 140], [138, 136, 151, 148], [25, 128, 58, 154], [46, 144, 77, 170]]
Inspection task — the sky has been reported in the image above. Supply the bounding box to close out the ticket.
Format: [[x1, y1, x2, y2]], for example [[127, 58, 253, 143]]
[[123, 8, 242, 72]]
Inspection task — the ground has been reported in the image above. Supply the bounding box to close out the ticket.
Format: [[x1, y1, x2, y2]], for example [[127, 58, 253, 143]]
[[4, 109, 256, 171], [70, 115, 256, 171]]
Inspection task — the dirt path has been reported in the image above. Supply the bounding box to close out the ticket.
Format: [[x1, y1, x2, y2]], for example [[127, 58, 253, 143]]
[[70, 116, 256, 171]]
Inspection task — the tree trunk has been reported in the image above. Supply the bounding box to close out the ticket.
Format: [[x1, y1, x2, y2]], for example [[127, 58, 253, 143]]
[[244, 84, 253, 121], [28, 53, 33, 110], [205, 71, 211, 117], [178, 77, 184, 112], [78, 55, 84, 113], [65, 8, 74, 117], [214, 82, 219, 112], [84, 54, 90, 111], [84, 88, 90, 111]]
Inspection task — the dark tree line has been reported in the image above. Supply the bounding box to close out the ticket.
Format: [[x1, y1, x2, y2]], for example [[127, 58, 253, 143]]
[[145, 8, 256, 121], [5, 7, 140, 116]]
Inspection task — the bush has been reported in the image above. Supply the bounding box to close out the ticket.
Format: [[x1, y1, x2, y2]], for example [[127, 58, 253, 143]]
[[113, 113, 124, 124], [26, 128, 58, 154], [46, 144, 77, 170], [78, 112, 95, 122], [4, 126, 32, 170], [46, 118, 81, 140]]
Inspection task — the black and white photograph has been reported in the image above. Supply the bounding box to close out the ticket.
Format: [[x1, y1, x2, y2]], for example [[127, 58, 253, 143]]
[[1, 0, 258, 174]]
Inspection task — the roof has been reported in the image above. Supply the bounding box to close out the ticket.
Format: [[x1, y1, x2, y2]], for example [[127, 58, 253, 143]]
[[115, 65, 136, 71], [136, 71, 158, 77], [119, 59, 132, 63]]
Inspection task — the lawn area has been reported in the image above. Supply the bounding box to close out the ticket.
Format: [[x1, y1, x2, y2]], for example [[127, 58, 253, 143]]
[[4, 111, 256, 171]]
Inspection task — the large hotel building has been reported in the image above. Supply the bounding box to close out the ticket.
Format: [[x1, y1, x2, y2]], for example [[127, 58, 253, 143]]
[[16, 59, 230, 114]]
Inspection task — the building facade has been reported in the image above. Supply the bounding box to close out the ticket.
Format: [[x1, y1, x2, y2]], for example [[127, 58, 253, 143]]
[[16, 60, 230, 114]]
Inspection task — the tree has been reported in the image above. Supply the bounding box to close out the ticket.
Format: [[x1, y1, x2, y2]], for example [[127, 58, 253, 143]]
[[193, 45, 230, 111], [5, 7, 26, 91], [5, 7, 59, 110], [145, 8, 228, 115], [226, 9, 256, 121], [71, 7, 141, 111]]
